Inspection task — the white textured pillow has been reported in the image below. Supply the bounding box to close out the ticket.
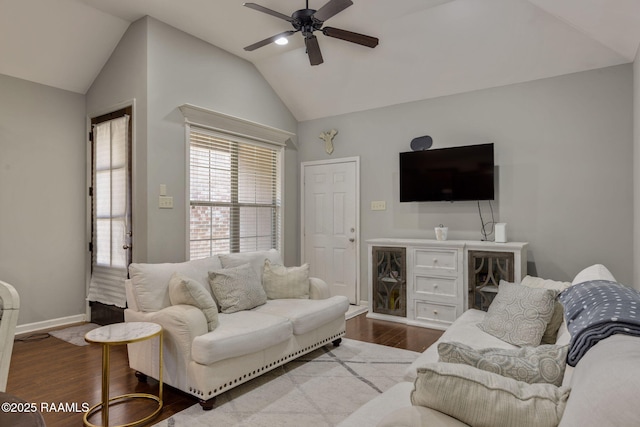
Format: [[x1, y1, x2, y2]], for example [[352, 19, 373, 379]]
[[478, 281, 557, 346], [262, 260, 310, 300], [168, 273, 219, 331], [521, 276, 571, 344], [412, 363, 570, 427], [438, 341, 569, 387], [208, 263, 267, 313]]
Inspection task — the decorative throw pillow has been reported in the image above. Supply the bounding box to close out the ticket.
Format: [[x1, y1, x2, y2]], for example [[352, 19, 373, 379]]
[[219, 249, 283, 282], [478, 281, 557, 346], [521, 276, 571, 344], [168, 272, 219, 331], [262, 260, 310, 300], [411, 363, 570, 427], [208, 263, 267, 313], [438, 341, 569, 387]]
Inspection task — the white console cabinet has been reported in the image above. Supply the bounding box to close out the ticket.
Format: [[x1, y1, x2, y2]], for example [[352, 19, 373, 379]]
[[367, 239, 528, 330]]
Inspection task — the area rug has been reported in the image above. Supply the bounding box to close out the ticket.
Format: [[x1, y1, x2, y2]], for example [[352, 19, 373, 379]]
[[49, 323, 100, 346], [152, 339, 419, 427]]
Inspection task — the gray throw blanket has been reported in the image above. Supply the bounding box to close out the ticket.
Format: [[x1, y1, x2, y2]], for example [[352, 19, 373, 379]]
[[559, 280, 640, 366]]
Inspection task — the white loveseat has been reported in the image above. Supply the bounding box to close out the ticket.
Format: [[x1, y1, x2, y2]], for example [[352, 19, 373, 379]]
[[123, 249, 349, 409], [340, 264, 640, 427]]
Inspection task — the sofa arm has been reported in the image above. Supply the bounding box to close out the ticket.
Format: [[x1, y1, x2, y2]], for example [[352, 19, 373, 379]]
[[125, 304, 208, 360], [309, 277, 331, 299]]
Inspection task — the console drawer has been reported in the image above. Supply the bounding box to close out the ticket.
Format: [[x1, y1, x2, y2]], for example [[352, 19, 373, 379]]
[[414, 301, 457, 324], [414, 249, 458, 272], [414, 275, 457, 298]]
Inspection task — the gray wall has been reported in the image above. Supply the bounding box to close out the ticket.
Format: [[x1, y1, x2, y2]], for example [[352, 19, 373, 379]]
[[634, 49, 640, 291], [145, 18, 298, 264], [86, 18, 149, 262], [87, 17, 298, 266], [0, 74, 86, 325], [298, 64, 634, 300]]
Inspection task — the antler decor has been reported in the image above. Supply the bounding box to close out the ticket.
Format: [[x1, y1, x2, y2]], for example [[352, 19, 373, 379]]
[[319, 129, 338, 154]]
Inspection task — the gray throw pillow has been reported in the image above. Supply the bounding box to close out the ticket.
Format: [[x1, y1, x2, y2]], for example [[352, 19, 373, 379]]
[[520, 276, 571, 344], [208, 263, 267, 313], [438, 341, 569, 387], [411, 363, 570, 427], [478, 281, 557, 346]]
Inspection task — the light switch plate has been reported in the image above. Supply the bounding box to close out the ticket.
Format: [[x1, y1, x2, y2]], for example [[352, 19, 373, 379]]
[[371, 201, 386, 211], [159, 196, 173, 209]]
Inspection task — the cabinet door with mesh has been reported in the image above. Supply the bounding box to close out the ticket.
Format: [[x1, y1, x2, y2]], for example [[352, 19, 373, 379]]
[[467, 250, 514, 311], [372, 246, 406, 317]]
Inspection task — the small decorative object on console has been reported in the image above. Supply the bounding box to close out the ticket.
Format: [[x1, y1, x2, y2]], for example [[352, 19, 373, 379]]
[[435, 224, 448, 241]]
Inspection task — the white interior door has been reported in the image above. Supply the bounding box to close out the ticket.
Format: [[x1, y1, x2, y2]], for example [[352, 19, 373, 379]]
[[302, 158, 359, 303]]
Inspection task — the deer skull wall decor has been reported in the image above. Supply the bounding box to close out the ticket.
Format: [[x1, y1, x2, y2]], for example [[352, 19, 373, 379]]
[[319, 129, 338, 154]]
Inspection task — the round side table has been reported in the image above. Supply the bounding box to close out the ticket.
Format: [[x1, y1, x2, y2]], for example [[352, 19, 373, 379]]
[[83, 322, 163, 427]]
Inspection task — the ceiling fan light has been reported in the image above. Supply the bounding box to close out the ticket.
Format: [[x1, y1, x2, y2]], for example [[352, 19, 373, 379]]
[[275, 36, 289, 45]]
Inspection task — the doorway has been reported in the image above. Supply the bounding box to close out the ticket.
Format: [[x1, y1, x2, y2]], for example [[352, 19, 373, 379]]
[[301, 157, 360, 304], [87, 106, 133, 322]]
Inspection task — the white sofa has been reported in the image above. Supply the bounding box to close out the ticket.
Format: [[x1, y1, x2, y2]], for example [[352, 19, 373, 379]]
[[0, 280, 20, 392], [340, 264, 640, 427], [123, 249, 349, 409]]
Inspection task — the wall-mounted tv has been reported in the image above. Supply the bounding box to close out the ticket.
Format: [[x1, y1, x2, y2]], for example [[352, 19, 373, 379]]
[[399, 143, 494, 202]]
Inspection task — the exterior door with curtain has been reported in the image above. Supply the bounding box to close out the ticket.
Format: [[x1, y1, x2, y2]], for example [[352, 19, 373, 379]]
[[87, 108, 132, 308]]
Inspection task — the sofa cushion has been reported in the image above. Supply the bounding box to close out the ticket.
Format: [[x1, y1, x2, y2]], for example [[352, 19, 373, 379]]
[[405, 309, 518, 381], [252, 296, 349, 335], [411, 363, 570, 427], [559, 334, 640, 427], [378, 406, 470, 427], [168, 273, 219, 331], [219, 249, 283, 282], [129, 256, 222, 312], [520, 276, 571, 344], [191, 311, 292, 365], [478, 281, 557, 346], [208, 263, 267, 313], [262, 260, 310, 300], [438, 341, 568, 387]]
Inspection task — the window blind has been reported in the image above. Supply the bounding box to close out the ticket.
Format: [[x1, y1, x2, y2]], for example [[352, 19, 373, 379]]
[[189, 127, 281, 260]]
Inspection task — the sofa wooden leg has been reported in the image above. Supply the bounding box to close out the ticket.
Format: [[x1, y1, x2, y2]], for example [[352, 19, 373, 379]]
[[199, 397, 216, 411], [332, 338, 342, 347], [135, 371, 148, 383]]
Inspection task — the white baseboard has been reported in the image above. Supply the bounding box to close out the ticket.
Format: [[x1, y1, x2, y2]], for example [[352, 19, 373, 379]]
[[359, 300, 369, 308], [16, 314, 87, 336]]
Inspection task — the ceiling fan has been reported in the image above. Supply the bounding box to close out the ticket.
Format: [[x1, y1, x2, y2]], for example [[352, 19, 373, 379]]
[[243, 0, 379, 66]]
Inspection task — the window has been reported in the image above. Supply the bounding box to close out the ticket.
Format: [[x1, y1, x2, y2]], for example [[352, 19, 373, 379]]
[[189, 127, 282, 260]]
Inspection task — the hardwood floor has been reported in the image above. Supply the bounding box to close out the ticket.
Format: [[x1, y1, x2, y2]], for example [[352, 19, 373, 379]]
[[6, 313, 442, 426]]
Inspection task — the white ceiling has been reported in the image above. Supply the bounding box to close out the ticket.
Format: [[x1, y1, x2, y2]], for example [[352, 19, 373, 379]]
[[1, 0, 639, 121]]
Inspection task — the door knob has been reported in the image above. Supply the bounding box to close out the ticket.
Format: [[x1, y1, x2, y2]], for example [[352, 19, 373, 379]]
[[349, 238, 355, 242], [123, 244, 131, 250]]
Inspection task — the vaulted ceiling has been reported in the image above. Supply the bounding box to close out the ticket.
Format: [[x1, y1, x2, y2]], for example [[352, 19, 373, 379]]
[[1, 0, 639, 121]]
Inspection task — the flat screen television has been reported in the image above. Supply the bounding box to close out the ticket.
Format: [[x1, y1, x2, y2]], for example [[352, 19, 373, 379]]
[[399, 143, 494, 202]]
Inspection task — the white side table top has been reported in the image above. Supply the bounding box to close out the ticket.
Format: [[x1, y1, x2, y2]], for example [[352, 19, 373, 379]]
[[85, 322, 161, 345]]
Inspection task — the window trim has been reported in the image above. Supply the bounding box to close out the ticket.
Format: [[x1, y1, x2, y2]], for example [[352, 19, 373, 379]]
[[180, 104, 294, 259]]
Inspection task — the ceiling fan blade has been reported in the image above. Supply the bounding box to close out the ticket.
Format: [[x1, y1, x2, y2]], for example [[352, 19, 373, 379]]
[[305, 35, 324, 66], [322, 27, 379, 48], [244, 30, 298, 51], [313, 0, 353, 22], [243, 3, 293, 22]]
